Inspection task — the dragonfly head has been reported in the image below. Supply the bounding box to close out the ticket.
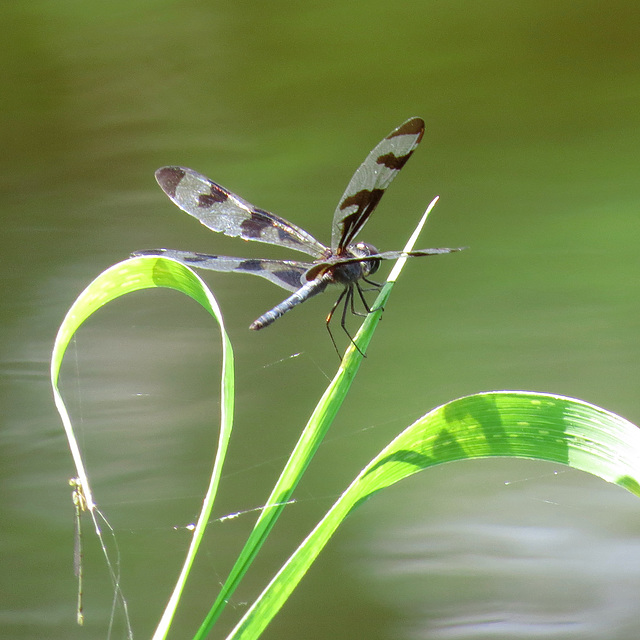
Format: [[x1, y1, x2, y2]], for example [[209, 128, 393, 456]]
[[353, 242, 380, 276]]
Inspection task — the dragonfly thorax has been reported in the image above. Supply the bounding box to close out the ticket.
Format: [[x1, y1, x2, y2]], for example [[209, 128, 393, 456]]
[[302, 241, 380, 285], [330, 241, 380, 285]]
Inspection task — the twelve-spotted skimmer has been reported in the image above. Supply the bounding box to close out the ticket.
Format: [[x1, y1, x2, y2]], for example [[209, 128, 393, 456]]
[[133, 117, 461, 352]]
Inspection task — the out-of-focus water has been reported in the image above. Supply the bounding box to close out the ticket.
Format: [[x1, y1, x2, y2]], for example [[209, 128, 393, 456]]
[[2, 1, 639, 638]]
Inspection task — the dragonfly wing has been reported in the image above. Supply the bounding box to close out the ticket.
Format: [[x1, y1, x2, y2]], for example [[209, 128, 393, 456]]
[[132, 249, 312, 292], [317, 247, 465, 268], [331, 117, 425, 252], [372, 247, 465, 259], [155, 167, 328, 258]]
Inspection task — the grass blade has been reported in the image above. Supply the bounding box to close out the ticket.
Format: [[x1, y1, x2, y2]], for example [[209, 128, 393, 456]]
[[227, 390, 640, 639], [193, 198, 442, 638], [51, 256, 235, 639]]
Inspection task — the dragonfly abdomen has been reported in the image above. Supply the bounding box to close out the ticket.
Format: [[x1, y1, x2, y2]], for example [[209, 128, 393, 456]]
[[250, 278, 329, 330]]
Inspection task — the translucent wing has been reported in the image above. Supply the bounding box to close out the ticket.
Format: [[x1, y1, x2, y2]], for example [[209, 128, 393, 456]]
[[155, 167, 328, 259], [331, 117, 425, 252], [364, 247, 463, 260], [312, 247, 464, 269], [132, 249, 312, 292]]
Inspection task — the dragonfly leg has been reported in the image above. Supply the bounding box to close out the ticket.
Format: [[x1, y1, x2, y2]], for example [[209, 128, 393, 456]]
[[346, 283, 367, 317], [354, 281, 375, 316], [359, 279, 387, 314], [340, 287, 366, 357], [362, 276, 383, 289], [326, 286, 348, 358], [325, 286, 366, 358]]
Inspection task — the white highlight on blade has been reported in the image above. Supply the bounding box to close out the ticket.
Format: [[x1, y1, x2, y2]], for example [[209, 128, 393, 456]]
[[386, 195, 440, 284]]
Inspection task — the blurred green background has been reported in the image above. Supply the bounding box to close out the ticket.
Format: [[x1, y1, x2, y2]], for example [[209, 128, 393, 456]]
[[2, 1, 639, 638]]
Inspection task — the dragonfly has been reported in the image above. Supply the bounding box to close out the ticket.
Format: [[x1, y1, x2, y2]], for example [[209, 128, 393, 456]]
[[133, 117, 462, 354]]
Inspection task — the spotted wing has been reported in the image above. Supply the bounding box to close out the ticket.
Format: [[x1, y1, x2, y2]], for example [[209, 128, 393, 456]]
[[132, 249, 312, 292], [331, 117, 425, 253], [320, 247, 464, 268], [155, 167, 328, 259]]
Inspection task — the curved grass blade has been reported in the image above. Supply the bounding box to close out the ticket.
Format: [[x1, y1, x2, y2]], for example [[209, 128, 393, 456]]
[[193, 197, 441, 638], [227, 391, 640, 639], [50, 256, 234, 639]]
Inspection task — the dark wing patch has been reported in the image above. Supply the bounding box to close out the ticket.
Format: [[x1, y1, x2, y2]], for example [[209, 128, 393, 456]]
[[131, 249, 311, 292], [155, 167, 327, 258], [198, 182, 228, 207], [376, 152, 412, 171], [155, 167, 185, 198], [331, 117, 425, 252], [238, 207, 306, 244], [388, 117, 425, 139], [331, 247, 465, 265], [334, 189, 384, 251]]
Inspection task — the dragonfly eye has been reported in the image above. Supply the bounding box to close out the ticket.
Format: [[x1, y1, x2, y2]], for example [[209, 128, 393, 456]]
[[368, 260, 380, 275], [354, 242, 378, 257], [354, 242, 381, 274]]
